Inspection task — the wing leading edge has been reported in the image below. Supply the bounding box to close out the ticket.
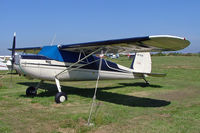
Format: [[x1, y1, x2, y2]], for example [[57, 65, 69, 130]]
[[9, 35, 190, 54], [8, 46, 42, 54]]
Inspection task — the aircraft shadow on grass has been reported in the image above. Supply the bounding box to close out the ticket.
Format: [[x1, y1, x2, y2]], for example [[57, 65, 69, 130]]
[[18, 82, 170, 107], [118, 82, 162, 88]]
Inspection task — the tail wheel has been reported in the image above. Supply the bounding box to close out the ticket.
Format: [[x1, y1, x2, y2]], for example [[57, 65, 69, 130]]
[[55, 92, 67, 103], [26, 86, 37, 97]]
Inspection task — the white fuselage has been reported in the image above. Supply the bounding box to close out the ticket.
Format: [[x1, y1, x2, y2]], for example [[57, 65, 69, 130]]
[[15, 58, 143, 81]]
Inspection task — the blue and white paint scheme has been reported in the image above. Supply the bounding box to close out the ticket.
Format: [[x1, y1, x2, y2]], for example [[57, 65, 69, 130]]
[[9, 33, 190, 103]]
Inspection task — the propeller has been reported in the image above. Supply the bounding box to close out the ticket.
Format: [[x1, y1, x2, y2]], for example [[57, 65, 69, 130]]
[[11, 32, 16, 71], [10, 32, 16, 87]]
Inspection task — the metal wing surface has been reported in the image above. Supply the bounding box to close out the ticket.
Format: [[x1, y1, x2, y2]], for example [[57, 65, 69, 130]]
[[8, 47, 42, 54], [9, 35, 190, 54], [59, 35, 190, 53]]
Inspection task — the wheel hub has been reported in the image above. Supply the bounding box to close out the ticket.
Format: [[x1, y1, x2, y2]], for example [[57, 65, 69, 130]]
[[59, 96, 66, 102]]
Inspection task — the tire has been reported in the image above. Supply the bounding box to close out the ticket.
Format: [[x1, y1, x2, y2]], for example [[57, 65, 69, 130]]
[[26, 86, 37, 97], [55, 92, 67, 103]]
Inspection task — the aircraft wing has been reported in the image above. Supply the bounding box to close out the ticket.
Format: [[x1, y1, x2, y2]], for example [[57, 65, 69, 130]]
[[59, 35, 190, 53], [8, 47, 42, 54], [9, 35, 190, 54]]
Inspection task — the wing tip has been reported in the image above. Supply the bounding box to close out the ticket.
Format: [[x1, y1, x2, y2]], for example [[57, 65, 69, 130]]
[[149, 35, 190, 51]]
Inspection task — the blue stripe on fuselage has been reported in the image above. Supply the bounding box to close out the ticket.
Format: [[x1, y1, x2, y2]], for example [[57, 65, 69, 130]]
[[21, 51, 124, 72]]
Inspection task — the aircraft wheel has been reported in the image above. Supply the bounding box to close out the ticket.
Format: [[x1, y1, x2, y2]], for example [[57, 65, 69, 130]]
[[146, 82, 150, 86], [55, 92, 67, 103], [26, 86, 37, 97]]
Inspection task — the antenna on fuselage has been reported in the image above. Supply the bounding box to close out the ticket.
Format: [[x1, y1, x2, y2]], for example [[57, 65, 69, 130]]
[[50, 34, 56, 46]]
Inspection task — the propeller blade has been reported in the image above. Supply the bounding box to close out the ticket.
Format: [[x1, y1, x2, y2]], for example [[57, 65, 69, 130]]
[[11, 32, 16, 70], [10, 32, 17, 88]]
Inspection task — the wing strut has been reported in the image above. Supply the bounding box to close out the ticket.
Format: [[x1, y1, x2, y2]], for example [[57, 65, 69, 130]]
[[53, 47, 103, 103], [87, 50, 104, 126], [55, 47, 102, 79]]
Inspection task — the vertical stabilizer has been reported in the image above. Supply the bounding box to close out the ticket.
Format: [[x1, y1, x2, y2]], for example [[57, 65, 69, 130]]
[[130, 52, 152, 73]]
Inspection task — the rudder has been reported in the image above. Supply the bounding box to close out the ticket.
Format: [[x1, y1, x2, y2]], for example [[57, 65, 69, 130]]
[[130, 52, 152, 73]]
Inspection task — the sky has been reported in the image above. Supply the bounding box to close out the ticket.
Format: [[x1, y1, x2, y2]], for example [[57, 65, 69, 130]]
[[0, 0, 200, 55]]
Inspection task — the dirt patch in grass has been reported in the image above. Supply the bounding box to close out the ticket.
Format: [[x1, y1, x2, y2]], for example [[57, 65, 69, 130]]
[[2, 95, 9, 98], [91, 123, 116, 133], [58, 127, 75, 133], [31, 103, 47, 109], [51, 103, 64, 108], [162, 66, 200, 69], [59, 118, 89, 133], [154, 88, 200, 101], [17, 121, 60, 133], [128, 91, 151, 97]]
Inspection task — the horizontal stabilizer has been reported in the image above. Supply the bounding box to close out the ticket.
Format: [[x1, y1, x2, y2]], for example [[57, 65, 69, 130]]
[[145, 73, 167, 77], [133, 72, 166, 77]]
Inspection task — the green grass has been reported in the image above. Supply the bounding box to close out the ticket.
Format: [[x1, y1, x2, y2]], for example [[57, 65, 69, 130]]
[[0, 56, 200, 133]]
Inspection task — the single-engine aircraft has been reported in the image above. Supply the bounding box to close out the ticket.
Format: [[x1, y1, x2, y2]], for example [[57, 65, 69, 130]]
[[0, 58, 9, 70], [9, 33, 190, 103], [0, 56, 11, 71]]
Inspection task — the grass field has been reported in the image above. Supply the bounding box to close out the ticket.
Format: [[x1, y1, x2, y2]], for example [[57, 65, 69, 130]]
[[0, 56, 200, 133]]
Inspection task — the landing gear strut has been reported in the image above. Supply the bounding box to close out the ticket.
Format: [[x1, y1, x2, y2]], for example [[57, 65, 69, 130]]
[[55, 78, 67, 103], [143, 77, 150, 86]]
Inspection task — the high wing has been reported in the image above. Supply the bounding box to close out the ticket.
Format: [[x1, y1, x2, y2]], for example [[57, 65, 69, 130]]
[[10, 35, 190, 54], [8, 46, 42, 54], [60, 35, 190, 53]]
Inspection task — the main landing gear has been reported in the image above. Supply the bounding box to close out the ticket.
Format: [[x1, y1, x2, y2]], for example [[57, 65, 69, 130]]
[[55, 92, 67, 103], [54, 78, 67, 103], [25, 79, 67, 103]]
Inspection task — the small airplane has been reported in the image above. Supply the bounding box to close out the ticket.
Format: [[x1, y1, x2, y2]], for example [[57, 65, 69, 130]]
[[0, 58, 9, 70], [0, 55, 11, 61], [0, 56, 12, 71], [9, 33, 190, 103]]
